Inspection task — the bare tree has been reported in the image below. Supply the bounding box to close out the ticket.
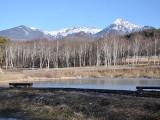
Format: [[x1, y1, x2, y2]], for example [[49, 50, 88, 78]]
[[113, 37, 119, 66]]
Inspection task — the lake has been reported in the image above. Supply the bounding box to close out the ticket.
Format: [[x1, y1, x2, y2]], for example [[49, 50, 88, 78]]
[[1, 78, 160, 90]]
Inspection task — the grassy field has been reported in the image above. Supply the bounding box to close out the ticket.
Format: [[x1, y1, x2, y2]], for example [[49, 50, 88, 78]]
[[0, 88, 160, 120], [0, 66, 160, 120], [0, 65, 160, 81]]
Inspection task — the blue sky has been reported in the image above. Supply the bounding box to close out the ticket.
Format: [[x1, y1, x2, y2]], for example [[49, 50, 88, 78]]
[[0, 0, 160, 31]]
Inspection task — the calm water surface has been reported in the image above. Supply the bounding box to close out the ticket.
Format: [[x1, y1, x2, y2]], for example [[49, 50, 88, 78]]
[[1, 78, 160, 90]]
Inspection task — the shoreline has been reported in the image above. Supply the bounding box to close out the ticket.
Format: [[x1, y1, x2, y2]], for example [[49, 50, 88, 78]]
[[1, 87, 160, 98], [0, 77, 80, 82]]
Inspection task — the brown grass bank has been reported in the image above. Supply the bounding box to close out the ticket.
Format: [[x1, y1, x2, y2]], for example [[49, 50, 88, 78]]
[[22, 66, 160, 79], [0, 66, 160, 81]]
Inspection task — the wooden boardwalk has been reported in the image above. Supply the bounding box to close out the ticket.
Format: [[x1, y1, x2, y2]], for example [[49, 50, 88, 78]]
[[136, 86, 160, 91], [9, 83, 33, 88]]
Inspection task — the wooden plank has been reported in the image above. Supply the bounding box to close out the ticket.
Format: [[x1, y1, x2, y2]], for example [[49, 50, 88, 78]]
[[9, 83, 33, 87], [136, 86, 160, 90], [9, 83, 33, 85]]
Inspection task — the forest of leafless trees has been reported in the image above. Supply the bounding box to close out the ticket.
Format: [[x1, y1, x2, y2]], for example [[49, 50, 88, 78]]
[[1, 33, 160, 69]]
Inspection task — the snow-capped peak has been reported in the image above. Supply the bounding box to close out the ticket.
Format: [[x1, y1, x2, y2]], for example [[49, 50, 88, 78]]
[[113, 19, 140, 29], [97, 19, 143, 36], [109, 19, 141, 34], [113, 19, 124, 25]]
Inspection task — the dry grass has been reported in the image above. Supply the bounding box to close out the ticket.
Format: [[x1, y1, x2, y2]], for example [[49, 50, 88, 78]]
[[126, 57, 160, 63], [0, 72, 24, 81], [0, 89, 160, 120], [0, 66, 160, 81], [23, 66, 160, 79]]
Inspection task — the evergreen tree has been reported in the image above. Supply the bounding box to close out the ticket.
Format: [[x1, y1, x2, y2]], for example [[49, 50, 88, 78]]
[[0, 36, 10, 67]]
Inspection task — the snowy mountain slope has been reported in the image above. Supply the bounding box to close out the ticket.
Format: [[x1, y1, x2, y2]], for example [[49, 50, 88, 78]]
[[0, 19, 154, 40], [0, 26, 101, 40], [45, 27, 102, 38]]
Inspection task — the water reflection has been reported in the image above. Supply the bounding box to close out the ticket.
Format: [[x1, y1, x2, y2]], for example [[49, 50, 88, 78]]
[[32, 78, 160, 90], [0, 78, 160, 90]]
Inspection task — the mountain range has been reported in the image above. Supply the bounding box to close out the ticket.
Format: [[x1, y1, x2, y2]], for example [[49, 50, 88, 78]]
[[0, 19, 154, 40]]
